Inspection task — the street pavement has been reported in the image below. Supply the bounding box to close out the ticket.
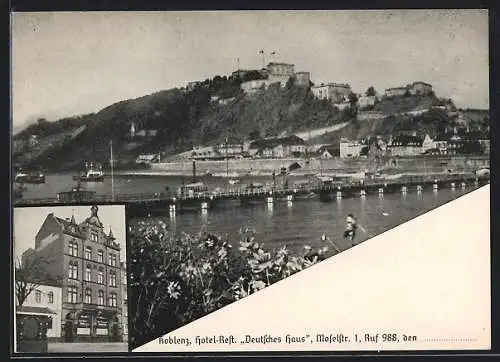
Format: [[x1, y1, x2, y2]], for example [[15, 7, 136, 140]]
[[48, 342, 128, 353]]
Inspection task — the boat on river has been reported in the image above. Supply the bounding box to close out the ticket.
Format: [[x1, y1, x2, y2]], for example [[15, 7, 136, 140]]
[[14, 170, 45, 184], [73, 162, 105, 182], [177, 182, 208, 197]]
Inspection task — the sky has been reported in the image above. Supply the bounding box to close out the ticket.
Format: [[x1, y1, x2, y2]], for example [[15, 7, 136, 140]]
[[13, 204, 127, 262], [11, 10, 489, 133]]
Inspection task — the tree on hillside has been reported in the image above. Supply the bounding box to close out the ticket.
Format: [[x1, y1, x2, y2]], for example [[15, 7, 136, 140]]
[[348, 92, 358, 105], [365, 86, 376, 97], [15, 250, 61, 306], [348, 92, 359, 115]]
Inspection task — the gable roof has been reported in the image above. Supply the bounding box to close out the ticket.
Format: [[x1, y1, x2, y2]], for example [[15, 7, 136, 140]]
[[411, 81, 433, 87], [316, 145, 338, 155], [54, 215, 84, 238], [389, 135, 423, 146]]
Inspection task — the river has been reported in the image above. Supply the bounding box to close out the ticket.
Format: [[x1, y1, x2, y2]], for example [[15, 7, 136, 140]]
[[18, 172, 477, 253]]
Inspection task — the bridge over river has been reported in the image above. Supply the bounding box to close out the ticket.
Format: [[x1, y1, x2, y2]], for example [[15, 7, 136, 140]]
[[15, 173, 489, 217]]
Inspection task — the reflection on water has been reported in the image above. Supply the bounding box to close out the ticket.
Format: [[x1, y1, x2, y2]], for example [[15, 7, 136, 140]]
[[132, 187, 474, 254], [23, 173, 479, 254]]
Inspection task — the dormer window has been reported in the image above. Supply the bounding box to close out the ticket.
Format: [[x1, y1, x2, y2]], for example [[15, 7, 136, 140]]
[[90, 231, 98, 242]]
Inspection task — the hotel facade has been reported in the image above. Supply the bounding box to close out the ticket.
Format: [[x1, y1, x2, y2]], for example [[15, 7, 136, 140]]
[[23, 205, 125, 342]]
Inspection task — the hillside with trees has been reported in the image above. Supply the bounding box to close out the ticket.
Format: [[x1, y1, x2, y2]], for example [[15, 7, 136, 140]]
[[13, 75, 354, 170], [13, 72, 489, 171]]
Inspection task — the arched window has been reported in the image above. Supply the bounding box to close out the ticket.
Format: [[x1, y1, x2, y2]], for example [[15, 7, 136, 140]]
[[97, 249, 104, 263], [98, 290, 104, 306], [85, 288, 92, 304], [85, 265, 92, 281], [85, 246, 92, 260], [109, 271, 116, 287], [97, 268, 104, 284], [68, 261, 78, 280]]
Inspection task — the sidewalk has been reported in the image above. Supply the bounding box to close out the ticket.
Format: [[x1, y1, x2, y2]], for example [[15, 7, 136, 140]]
[[48, 342, 128, 353]]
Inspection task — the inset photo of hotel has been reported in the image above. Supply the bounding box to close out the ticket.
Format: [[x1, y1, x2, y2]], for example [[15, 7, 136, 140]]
[[13, 204, 128, 353]]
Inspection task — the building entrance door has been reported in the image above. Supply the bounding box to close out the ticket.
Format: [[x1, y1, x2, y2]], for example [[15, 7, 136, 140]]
[[16, 315, 48, 352], [64, 314, 74, 342], [109, 316, 120, 342]]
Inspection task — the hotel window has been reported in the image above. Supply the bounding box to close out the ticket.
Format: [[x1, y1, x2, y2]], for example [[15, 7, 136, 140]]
[[90, 231, 98, 242], [68, 261, 78, 280], [48, 291, 54, 304], [85, 265, 92, 282], [97, 250, 104, 263], [108, 292, 117, 307], [85, 246, 92, 260], [35, 290, 41, 303], [109, 271, 116, 287], [68, 240, 78, 257], [67, 286, 78, 303], [98, 290, 104, 306], [109, 253, 117, 267], [97, 269, 104, 284], [85, 288, 92, 304]]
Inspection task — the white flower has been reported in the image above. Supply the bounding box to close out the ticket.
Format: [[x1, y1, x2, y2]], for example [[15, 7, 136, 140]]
[[167, 281, 181, 299], [251, 280, 267, 291]]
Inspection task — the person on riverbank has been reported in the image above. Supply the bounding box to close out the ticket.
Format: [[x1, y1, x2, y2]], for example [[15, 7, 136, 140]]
[[343, 213, 358, 242]]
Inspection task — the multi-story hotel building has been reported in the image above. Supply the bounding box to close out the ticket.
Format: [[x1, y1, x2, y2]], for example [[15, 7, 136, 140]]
[[25, 205, 124, 342]]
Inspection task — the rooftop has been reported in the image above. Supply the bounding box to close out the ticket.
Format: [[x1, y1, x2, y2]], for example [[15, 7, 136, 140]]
[[249, 135, 305, 149], [267, 62, 294, 67], [386, 87, 408, 91], [313, 83, 351, 88], [16, 306, 57, 315], [411, 81, 433, 87]]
